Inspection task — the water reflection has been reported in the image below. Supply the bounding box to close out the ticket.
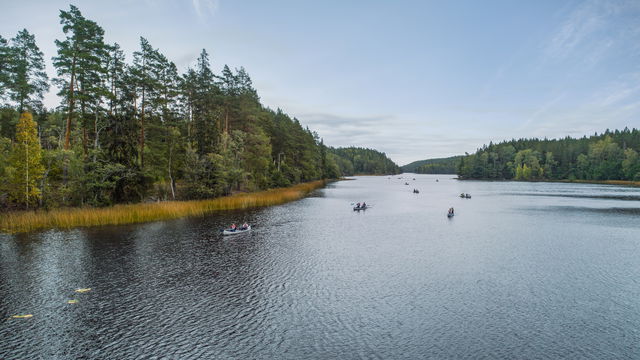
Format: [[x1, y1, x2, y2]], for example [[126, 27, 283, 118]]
[[1, 176, 639, 359]]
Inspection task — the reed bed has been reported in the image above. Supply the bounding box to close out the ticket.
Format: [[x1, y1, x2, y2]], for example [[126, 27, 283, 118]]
[[557, 179, 640, 187], [0, 180, 326, 234]]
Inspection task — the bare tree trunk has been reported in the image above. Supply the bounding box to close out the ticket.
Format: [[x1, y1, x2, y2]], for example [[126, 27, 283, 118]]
[[93, 109, 99, 162], [168, 138, 175, 200], [64, 57, 76, 150], [140, 88, 145, 169]]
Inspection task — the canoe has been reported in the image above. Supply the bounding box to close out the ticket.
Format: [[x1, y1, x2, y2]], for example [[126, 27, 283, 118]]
[[353, 206, 367, 211], [223, 225, 251, 236], [447, 213, 454, 218]]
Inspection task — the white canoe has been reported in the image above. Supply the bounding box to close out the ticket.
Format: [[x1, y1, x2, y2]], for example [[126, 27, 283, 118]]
[[223, 225, 251, 236]]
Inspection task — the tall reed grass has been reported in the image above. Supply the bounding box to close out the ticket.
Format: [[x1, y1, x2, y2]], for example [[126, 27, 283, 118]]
[[0, 180, 326, 234], [557, 179, 640, 187]]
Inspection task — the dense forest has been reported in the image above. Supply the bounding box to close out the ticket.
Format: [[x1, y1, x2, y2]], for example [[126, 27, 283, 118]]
[[330, 147, 400, 175], [0, 5, 398, 210], [458, 129, 640, 181], [402, 156, 461, 174]]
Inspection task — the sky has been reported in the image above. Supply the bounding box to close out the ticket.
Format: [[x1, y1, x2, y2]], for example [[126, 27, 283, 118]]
[[1, 0, 639, 165]]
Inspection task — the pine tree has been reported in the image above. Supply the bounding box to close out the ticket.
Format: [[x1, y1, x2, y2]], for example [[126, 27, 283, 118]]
[[7, 29, 49, 113], [0, 35, 10, 99], [131, 37, 158, 168], [191, 49, 221, 155], [53, 5, 107, 151], [105, 43, 127, 115], [8, 112, 44, 208]]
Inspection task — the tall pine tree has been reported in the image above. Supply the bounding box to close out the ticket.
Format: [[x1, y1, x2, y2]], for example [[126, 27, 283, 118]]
[[7, 29, 49, 113]]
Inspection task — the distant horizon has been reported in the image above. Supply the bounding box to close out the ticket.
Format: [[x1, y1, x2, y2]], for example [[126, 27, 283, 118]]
[[2, 0, 639, 165], [399, 126, 638, 166]]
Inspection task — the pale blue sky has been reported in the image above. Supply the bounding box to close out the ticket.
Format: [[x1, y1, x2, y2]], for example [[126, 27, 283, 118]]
[[1, 0, 639, 164]]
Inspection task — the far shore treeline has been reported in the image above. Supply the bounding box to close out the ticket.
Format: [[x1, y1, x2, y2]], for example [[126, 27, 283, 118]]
[[457, 129, 640, 181], [0, 5, 399, 210], [402, 156, 461, 174]]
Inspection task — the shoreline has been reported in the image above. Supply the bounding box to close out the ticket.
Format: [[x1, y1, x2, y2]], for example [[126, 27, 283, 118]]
[[457, 178, 640, 187], [0, 180, 328, 234]]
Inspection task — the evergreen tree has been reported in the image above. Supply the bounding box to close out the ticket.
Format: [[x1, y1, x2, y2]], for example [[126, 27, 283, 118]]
[[130, 37, 159, 168], [7, 29, 49, 113], [0, 36, 9, 99], [53, 5, 106, 151], [191, 49, 221, 155]]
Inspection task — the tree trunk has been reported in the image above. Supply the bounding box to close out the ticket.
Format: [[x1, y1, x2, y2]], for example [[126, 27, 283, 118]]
[[168, 139, 175, 200], [140, 88, 145, 169], [93, 109, 99, 162], [64, 57, 76, 150]]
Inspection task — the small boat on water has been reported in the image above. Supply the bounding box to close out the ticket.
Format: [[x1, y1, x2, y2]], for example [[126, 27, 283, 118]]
[[459, 193, 471, 199], [413, 189, 419, 194], [353, 205, 367, 211], [404, 182, 409, 185], [447, 213, 454, 218], [223, 225, 251, 236]]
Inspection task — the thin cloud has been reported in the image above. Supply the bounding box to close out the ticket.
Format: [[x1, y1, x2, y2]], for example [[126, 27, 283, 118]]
[[546, 1, 605, 60], [299, 112, 396, 127], [545, 0, 640, 62], [192, 0, 219, 19]]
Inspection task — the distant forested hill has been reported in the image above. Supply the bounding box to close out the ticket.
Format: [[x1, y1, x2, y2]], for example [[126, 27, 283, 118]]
[[402, 156, 462, 174], [330, 147, 401, 176], [458, 128, 640, 181]]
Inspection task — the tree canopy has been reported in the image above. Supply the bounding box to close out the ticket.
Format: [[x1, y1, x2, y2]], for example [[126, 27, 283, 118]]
[[457, 129, 640, 181], [0, 5, 399, 209]]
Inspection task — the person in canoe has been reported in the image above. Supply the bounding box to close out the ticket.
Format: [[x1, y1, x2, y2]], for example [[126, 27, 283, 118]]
[[448, 207, 454, 215], [356, 202, 361, 208], [230, 223, 237, 231], [241, 223, 249, 230], [361, 202, 366, 208]]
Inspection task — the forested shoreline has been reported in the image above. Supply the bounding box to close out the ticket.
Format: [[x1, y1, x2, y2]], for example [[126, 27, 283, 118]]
[[402, 156, 461, 174], [0, 5, 398, 211], [457, 129, 640, 182]]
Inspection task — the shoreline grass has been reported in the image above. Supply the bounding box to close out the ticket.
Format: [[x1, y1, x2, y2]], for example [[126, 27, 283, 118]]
[[555, 179, 640, 187], [0, 180, 327, 234], [457, 178, 640, 187]]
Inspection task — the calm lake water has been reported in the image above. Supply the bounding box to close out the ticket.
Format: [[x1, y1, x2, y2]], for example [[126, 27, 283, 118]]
[[1, 174, 640, 359]]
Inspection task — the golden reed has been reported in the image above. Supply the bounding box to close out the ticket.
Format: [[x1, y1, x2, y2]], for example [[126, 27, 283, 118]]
[[0, 180, 326, 234], [557, 179, 640, 187]]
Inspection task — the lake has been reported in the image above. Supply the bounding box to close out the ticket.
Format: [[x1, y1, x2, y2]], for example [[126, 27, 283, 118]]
[[1, 174, 640, 359]]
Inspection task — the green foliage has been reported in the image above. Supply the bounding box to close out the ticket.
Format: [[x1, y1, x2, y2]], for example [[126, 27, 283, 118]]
[[8, 112, 44, 208], [622, 148, 640, 181], [7, 29, 49, 112], [330, 147, 400, 175], [458, 130, 640, 181], [0, 35, 9, 97], [0, 6, 397, 211], [0, 136, 11, 203], [404, 156, 461, 174], [183, 147, 226, 199]]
